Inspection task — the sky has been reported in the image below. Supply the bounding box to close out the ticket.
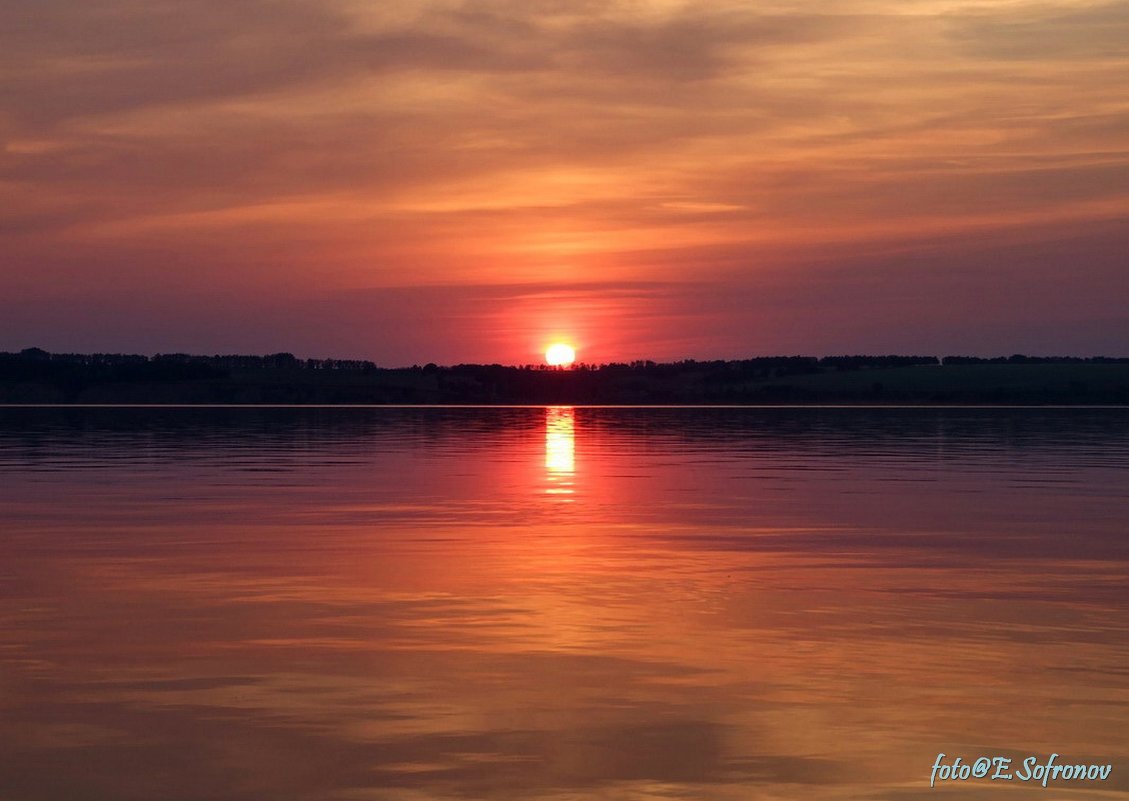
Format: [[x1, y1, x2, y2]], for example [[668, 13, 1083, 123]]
[[2, 0, 1127, 365]]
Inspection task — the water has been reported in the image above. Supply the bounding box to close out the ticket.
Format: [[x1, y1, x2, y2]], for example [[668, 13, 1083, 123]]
[[1, 407, 1127, 800]]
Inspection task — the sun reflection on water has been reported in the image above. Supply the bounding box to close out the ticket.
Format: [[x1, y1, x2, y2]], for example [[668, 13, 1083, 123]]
[[544, 406, 575, 494], [3, 409, 1129, 800]]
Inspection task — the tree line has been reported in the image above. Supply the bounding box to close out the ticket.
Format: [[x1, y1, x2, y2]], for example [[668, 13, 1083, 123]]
[[4, 349, 1127, 380]]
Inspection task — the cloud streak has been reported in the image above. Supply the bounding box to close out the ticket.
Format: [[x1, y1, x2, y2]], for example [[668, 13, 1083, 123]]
[[2, 0, 1127, 360]]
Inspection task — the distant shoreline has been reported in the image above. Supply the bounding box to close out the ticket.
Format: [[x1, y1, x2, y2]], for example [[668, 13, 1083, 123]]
[[3, 404, 1129, 410], [4, 350, 1129, 406]]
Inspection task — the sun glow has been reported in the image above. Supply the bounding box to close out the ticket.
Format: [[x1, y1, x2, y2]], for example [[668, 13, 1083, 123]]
[[545, 343, 576, 367]]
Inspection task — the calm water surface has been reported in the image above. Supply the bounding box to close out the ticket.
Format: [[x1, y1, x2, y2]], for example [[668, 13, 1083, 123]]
[[1, 407, 1127, 800]]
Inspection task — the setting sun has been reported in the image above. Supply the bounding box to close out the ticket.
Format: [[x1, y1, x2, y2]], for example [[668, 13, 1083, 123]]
[[545, 343, 576, 367]]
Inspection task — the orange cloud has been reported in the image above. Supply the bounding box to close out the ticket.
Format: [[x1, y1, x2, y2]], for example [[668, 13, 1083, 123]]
[[2, 0, 1127, 360]]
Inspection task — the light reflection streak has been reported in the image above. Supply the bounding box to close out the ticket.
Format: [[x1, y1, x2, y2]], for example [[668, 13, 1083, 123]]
[[545, 406, 575, 495]]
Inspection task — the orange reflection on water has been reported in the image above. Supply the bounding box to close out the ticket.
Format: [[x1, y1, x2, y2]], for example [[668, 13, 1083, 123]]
[[2, 408, 1129, 801], [545, 406, 575, 494]]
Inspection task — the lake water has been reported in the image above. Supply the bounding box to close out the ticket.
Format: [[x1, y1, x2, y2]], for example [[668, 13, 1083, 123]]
[[1, 407, 1126, 800]]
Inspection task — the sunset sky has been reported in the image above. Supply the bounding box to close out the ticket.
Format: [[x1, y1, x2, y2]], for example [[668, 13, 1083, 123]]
[[2, 0, 1127, 364]]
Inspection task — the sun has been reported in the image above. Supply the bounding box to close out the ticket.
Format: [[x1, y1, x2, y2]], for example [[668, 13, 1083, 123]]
[[545, 343, 576, 367]]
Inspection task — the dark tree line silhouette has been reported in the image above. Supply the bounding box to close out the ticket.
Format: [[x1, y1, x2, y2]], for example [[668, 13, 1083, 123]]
[[941, 354, 1129, 365], [10, 348, 378, 373], [2, 348, 1128, 405]]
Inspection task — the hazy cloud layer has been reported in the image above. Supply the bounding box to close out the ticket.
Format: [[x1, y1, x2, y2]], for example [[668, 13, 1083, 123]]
[[2, 0, 1127, 361]]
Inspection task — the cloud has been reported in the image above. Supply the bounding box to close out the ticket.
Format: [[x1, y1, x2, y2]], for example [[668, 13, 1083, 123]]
[[1, 0, 1127, 359], [0, 1, 348, 127], [945, 2, 1129, 61]]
